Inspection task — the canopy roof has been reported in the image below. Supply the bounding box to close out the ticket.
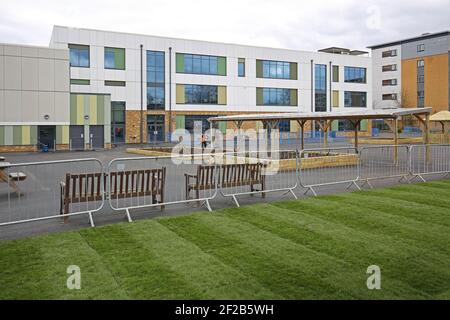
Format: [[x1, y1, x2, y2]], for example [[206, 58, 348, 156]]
[[209, 108, 432, 123], [430, 111, 450, 122]]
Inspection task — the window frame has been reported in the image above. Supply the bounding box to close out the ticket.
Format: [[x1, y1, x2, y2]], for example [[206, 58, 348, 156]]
[[104, 47, 126, 70], [68, 44, 90, 68]]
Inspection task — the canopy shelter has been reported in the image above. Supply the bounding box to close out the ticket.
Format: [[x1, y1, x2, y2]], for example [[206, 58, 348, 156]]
[[430, 111, 450, 144], [208, 108, 432, 161]]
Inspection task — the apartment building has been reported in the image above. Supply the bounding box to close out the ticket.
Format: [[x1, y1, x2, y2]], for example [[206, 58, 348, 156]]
[[369, 31, 450, 113], [50, 26, 373, 144]]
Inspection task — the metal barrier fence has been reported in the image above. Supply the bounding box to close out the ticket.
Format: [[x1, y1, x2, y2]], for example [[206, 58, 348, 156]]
[[107, 152, 218, 221], [0, 158, 104, 227], [410, 144, 450, 182], [217, 150, 298, 207], [359, 145, 411, 188], [298, 147, 360, 196]]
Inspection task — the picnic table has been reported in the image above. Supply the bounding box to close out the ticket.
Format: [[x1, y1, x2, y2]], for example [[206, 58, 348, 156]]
[[0, 162, 27, 195]]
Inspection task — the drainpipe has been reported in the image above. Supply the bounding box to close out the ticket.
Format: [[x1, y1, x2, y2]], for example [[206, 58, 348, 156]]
[[140, 44, 144, 144], [168, 47, 172, 143], [329, 61, 332, 112]]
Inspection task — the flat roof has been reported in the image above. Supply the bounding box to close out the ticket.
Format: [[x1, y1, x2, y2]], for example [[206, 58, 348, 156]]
[[430, 111, 450, 122], [208, 108, 432, 122], [367, 31, 450, 49]]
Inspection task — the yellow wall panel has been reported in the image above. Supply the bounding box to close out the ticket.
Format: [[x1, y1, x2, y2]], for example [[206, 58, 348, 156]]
[[62, 125, 69, 144], [218, 86, 227, 105], [89, 95, 98, 125], [401, 59, 418, 108], [176, 84, 185, 104], [76, 95, 84, 125], [21, 125, 30, 145], [424, 54, 449, 112]]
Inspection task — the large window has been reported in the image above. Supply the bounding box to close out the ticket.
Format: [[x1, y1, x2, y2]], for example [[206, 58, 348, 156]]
[[111, 102, 125, 144], [69, 44, 89, 68], [185, 85, 218, 104], [104, 47, 125, 70], [177, 53, 226, 76], [382, 49, 397, 58], [315, 64, 327, 112], [238, 58, 245, 77], [260, 60, 292, 79], [147, 51, 165, 110], [417, 59, 425, 107], [185, 115, 217, 133], [344, 67, 367, 83], [344, 91, 367, 108], [257, 88, 297, 106]]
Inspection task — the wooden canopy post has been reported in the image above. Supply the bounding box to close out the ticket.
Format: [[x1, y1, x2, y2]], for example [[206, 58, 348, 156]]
[[296, 120, 307, 152], [413, 113, 431, 163], [233, 120, 244, 153], [352, 119, 361, 153], [393, 117, 399, 165], [316, 120, 332, 147]]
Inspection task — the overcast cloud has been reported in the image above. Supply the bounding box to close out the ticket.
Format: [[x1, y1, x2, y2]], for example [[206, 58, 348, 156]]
[[0, 0, 449, 51]]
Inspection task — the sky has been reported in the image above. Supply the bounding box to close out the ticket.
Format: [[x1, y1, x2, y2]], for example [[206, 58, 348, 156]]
[[0, 0, 449, 51]]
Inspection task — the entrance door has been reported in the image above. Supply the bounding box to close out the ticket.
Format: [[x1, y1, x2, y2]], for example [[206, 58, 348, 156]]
[[38, 126, 56, 150], [69, 126, 85, 150], [89, 125, 104, 149], [147, 115, 165, 144]]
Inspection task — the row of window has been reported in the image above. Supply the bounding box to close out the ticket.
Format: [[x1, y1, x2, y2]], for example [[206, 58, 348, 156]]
[[70, 79, 126, 86], [69, 44, 125, 70]]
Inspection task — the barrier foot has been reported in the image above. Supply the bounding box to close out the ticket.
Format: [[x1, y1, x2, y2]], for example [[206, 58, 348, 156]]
[[304, 187, 317, 197], [410, 174, 426, 183], [125, 209, 133, 223], [289, 189, 298, 200], [359, 179, 373, 189], [204, 199, 213, 212], [352, 181, 362, 191], [398, 175, 409, 184], [88, 212, 95, 228], [232, 195, 241, 207]]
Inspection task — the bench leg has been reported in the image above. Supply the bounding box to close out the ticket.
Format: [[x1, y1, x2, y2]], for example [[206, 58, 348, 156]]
[[63, 202, 70, 224]]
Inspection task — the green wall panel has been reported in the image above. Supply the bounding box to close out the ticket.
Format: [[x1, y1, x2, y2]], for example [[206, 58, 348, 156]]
[[331, 120, 338, 131], [218, 57, 227, 76], [4, 126, 13, 146], [290, 89, 298, 106], [13, 126, 22, 145], [97, 95, 105, 125], [219, 121, 227, 134], [56, 126, 62, 144], [290, 62, 298, 80], [176, 53, 184, 73], [175, 115, 185, 130], [256, 60, 263, 78], [70, 94, 77, 125], [256, 88, 263, 106], [360, 120, 367, 131], [115, 48, 125, 70], [30, 126, 37, 145], [0, 126, 4, 145]]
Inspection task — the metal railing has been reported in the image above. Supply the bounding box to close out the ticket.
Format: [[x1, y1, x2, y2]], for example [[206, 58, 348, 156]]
[[359, 145, 411, 188], [217, 150, 298, 207], [298, 146, 360, 196], [107, 152, 219, 221], [410, 144, 450, 182], [0, 158, 104, 227]]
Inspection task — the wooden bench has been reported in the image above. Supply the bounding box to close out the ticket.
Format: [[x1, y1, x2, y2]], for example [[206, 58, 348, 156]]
[[185, 163, 266, 200], [60, 168, 166, 223]]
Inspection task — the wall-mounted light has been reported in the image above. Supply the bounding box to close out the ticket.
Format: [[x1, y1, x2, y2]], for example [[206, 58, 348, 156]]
[[44, 114, 50, 120], [84, 115, 90, 120]]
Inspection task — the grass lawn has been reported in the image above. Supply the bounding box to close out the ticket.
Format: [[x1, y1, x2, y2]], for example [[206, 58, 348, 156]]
[[0, 180, 449, 300]]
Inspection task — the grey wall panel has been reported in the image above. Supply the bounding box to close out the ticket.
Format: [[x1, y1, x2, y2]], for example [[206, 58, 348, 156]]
[[4, 90, 22, 122], [4, 56, 21, 90], [21, 46, 39, 58], [38, 91, 55, 121], [54, 92, 70, 122], [38, 58, 55, 91], [21, 57, 39, 91], [402, 35, 450, 60], [21, 91, 39, 122], [0, 55, 4, 90], [54, 60, 69, 92], [0, 90, 4, 121]]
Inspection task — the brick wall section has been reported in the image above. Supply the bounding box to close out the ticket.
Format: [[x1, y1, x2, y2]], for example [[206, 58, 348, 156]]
[[126, 110, 146, 143], [0, 145, 36, 153]]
